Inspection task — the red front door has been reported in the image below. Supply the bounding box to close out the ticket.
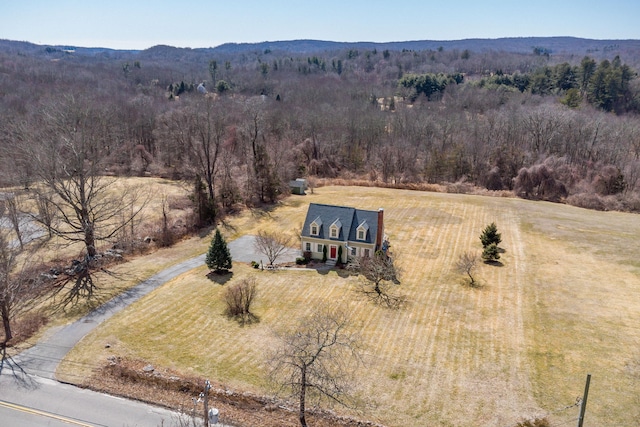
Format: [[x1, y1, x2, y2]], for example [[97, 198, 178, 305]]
[[330, 246, 337, 259]]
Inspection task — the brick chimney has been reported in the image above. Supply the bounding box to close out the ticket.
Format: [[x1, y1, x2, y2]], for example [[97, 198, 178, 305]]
[[376, 208, 384, 250]]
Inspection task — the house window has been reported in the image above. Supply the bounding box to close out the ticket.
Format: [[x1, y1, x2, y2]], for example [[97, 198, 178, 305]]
[[364, 248, 370, 257], [331, 227, 337, 238], [350, 247, 357, 256], [317, 244, 323, 252], [357, 230, 365, 240], [311, 225, 318, 235], [305, 242, 311, 251]]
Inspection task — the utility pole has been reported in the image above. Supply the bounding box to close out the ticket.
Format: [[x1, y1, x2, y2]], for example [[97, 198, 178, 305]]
[[203, 379, 211, 427], [577, 374, 591, 427]]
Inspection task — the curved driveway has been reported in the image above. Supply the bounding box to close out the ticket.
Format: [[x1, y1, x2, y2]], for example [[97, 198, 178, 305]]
[[9, 254, 207, 379], [0, 236, 298, 426], [8, 235, 300, 378]]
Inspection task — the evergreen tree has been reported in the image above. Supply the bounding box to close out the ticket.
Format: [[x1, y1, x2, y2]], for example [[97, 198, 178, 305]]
[[209, 59, 218, 84], [480, 222, 502, 248], [253, 143, 280, 203], [206, 229, 232, 274], [482, 243, 500, 262], [192, 175, 216, 227], [578, 56, 597, 96]]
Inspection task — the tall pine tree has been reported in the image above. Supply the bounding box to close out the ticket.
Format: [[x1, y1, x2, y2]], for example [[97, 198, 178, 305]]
[[206, 229, 232, 274], [480, 222, 502, 248]]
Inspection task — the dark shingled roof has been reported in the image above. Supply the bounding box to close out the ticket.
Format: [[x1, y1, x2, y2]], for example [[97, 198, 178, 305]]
[[301, 203, 380, 245]]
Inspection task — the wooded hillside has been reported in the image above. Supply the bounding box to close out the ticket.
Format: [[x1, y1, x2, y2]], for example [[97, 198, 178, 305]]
[[1, 37, 640, 212]]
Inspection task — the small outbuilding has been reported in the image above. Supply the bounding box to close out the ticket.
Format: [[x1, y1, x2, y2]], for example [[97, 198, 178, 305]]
[[289, 178, 307, 195]]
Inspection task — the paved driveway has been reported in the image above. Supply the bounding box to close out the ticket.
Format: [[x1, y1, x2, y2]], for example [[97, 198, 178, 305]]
[[0, 235, 296, 427], [228, 235, 301, 265]]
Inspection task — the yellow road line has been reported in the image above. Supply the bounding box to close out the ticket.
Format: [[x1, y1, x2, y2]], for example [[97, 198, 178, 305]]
[[0, 399, 97, 426]]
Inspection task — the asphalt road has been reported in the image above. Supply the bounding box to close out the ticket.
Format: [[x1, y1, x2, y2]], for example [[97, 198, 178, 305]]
[[0, 375, 178, 427]]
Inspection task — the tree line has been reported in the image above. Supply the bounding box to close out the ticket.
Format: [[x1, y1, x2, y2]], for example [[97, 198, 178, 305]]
[[477, 55, 637, 113], [1, 44, 639, 217]]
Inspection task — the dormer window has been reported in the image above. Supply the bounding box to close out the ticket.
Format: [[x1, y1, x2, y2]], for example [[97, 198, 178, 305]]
[[329, 219, 342, 239], [310, 216, 322, 236], [356, 220, 369, 241]]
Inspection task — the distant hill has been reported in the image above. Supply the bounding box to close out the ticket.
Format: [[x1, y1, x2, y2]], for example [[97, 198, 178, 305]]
[[209, 37, 640, 56], [0, 39, 138, 58], [2, 37, 640, 60]]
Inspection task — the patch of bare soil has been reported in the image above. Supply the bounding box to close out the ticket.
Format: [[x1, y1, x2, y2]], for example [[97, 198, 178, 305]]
[[83, 357, 384, 427]]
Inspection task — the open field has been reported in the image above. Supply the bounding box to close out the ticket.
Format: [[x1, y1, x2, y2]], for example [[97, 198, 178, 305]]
[[59, 185, 640, 426]]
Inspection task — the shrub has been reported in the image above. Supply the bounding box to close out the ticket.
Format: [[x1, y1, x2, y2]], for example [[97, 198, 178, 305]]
[[224, 278, 257, 324], [295, 257, 307, 265], [515, 417, 550, 427], [513, 163, 568, 202], [566, 193, 606, 211]]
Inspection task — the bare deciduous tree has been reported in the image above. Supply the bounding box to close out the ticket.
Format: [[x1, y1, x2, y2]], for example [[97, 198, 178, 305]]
[[25, 96, 147, 305], [190, 97, 227, 207], [269, 306, 360, 427], [158, 97, 227, 222], [0, 229, 43, 347], [254, 230, 292, 267], [456, 251, 480, 287], [4, 194, 23, 250], [34, 192, 57, 239], [348, 254, 404, 309]]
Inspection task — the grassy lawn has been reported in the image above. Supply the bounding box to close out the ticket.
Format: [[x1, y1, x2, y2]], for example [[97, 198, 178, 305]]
[[59, 186, 640, 426]]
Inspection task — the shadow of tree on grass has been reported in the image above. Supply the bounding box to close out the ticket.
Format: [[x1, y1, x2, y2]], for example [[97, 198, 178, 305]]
[[206, 271, 233, 285], [484, 260, 504, 267], [226, 312, 260, 327]]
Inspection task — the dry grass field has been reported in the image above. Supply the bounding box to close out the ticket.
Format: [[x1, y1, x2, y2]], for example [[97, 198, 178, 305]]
[[58, 185, 640, 427]]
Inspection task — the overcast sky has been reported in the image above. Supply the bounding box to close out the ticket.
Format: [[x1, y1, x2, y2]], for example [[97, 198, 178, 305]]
[[1, 1, 639, 50]]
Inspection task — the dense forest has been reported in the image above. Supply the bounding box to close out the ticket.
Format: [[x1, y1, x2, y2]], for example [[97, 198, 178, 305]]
[[1, 37, 640, 216]]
